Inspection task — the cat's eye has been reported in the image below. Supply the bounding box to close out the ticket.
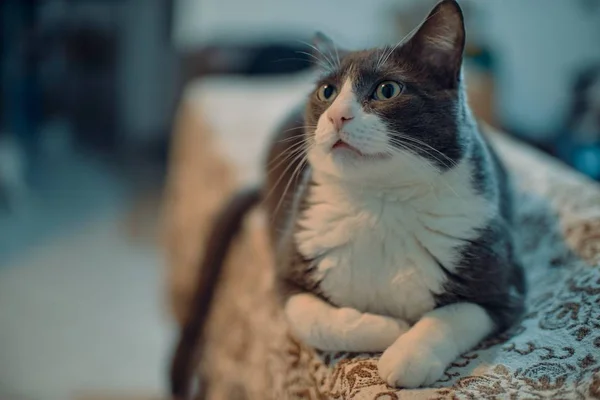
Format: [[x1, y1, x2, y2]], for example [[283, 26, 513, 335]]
[[317, 84, 338, 102], [372, 81, 403, 101]]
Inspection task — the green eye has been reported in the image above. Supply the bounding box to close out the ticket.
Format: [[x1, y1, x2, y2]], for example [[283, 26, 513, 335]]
[[317, 84, 337, 102], [373, 81, 403, 101]]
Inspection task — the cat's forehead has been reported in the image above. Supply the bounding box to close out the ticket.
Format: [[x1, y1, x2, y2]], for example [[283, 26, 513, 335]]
[[321, 46, 414, 86]]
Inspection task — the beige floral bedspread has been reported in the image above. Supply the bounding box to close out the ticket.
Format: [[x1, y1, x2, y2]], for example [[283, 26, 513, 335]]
[[162, 82, 600, 399]]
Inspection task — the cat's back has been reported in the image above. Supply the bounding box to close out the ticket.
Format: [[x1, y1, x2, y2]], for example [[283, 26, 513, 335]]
[[468, 126, 515, 224]]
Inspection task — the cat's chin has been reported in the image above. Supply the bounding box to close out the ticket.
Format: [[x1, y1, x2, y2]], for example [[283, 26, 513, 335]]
[[330, 146, 390, 163], [309, 149, 399, 184], [331, 146, 365, 160]]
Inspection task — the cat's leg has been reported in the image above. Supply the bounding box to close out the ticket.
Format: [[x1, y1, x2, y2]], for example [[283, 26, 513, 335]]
[[285, 292, 410, 352], [378, 302, 494, 388]]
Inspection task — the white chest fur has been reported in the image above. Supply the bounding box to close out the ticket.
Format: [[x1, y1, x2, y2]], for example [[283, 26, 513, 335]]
[[295, 162, 491, 322]]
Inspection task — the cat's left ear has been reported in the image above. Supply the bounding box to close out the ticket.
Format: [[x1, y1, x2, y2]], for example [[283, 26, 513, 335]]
[[310, 32, 345, 70], [404, 0, 465, 87]]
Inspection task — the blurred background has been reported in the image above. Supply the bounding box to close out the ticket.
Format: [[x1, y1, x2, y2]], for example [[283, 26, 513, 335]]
[[0, 0, 599, 399]]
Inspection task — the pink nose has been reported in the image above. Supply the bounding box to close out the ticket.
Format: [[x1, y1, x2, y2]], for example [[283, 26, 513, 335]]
[[328, 107, 354, 131]]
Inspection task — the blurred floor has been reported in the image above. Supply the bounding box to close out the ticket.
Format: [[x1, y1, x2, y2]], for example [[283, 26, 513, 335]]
[[0, 145, 127, 265], [0, 153, 174, 400]]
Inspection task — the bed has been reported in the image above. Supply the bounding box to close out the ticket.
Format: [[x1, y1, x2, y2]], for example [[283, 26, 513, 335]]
[[162, 71, 600, 399]]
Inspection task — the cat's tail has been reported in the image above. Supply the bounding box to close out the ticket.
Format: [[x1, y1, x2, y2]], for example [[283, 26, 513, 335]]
[[169, 185, 262, 400]]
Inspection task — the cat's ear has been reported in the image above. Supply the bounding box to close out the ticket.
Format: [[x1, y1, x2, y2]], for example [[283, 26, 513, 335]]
[[405, 0, 465, 86], [310, 32, 344, 70]]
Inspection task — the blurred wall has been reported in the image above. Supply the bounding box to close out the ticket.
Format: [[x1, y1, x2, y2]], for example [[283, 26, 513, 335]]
[[173, 0, 600, 138], [119, 0, 178, 146], [483, 0, 600, 138], [173, 0, 404, 50]]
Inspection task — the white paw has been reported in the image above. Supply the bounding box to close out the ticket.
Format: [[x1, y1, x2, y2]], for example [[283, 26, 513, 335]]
[[337, 308, 410, 352], [378, 337, 447, 388]]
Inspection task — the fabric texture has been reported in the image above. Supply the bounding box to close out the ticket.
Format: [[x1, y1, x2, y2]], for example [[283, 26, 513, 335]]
[[162, 77, 600, 399]]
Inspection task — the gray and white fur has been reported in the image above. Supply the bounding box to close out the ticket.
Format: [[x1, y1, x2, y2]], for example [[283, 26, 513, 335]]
[[265, 0, 524, 388], [170, 0, 525, 394]]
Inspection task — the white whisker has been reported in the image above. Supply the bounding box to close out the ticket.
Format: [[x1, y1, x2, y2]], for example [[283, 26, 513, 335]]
[[296, 51, 331, 71], [371, 135, 461, 200], [296, 41, 336, 71], [389, 139, 463, 200], [380, 141, 437, 195], [275, 129, 316, 142], [273, 152, 309, 219], [387, 138, 453, 171], [393, 134, 457, 168], [264, 144, 310, 202], [266, 141, 309, 174]]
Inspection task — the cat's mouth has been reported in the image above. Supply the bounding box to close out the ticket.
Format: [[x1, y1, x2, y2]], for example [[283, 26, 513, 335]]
[[332, 139, 363, 156], [331, 139, 389, 160]]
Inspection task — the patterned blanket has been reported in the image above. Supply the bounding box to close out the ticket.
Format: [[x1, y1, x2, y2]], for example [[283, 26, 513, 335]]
[[162, 78, 600, 399]]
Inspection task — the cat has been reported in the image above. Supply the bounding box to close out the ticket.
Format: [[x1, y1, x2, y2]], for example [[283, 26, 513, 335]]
[[170, 0, 525, 396]]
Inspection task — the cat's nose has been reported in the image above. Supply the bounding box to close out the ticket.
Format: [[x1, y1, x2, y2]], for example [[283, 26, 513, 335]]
[[328, 106, 354, 131]]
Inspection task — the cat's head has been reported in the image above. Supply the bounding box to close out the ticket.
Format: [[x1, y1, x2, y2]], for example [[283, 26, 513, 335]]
[[305, 0, 472, 184]]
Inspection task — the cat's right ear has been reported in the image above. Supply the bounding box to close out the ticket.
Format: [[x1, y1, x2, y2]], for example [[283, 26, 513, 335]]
[[403, 0, 465, 87], [310, 32, 344, 70]]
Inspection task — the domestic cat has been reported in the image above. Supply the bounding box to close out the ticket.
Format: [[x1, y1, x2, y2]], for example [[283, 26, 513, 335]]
[[170, 0, 525, 396]]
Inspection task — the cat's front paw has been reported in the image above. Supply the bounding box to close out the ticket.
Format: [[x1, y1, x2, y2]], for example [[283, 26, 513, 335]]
[[378, 337, 447, 388], [336, 308, 410, 352]]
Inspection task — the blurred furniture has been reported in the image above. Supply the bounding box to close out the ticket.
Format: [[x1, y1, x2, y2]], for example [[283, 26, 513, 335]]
[[0, 0, 40, 148], [163, 75, 600, 399], [556, 65, 600, 181], [0, 0, 40, 212], [0, 0, 179, 234], [0, 0, 177, 169]]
